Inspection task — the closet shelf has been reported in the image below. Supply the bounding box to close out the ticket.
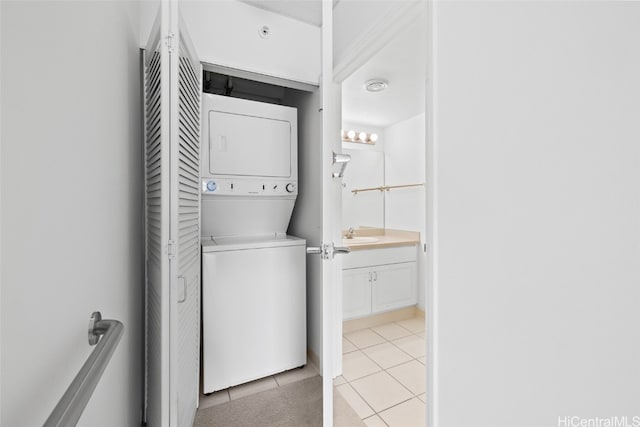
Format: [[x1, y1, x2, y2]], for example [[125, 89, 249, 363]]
[[351, 183, 424, 195]]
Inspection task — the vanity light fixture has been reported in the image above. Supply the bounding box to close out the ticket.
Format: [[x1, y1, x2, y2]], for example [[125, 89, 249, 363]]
[[342, 129, 378, 144]]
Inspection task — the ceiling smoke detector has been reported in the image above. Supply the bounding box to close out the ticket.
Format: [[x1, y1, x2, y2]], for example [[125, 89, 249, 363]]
[[365, 79, 388, 93]]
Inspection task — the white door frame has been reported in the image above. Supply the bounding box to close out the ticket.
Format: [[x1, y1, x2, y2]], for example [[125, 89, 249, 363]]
[[425, 1, 436, 426], [331, 2, 433, 426]]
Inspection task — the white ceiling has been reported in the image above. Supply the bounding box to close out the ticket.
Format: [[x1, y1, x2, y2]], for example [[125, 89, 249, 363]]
[[341, 14, 427, 128], [238, 0, 325, 27], [236, 0, 427, 129]]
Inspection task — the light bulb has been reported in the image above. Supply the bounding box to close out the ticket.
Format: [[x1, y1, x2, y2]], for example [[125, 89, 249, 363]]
[[359, 132, 367, 142], [347, 130, 356, 140], [370, 133, 378, 142]]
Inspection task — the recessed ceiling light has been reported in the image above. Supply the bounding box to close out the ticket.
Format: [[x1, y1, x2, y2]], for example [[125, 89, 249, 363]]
[[365, 79, 388, 93]]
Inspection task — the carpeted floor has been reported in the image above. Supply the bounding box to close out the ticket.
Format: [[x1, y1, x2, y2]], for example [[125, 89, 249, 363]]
[[194, 376, 365, 427]]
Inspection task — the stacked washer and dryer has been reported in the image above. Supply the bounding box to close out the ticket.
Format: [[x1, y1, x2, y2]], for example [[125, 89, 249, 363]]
[[200, 94, 306, 394]]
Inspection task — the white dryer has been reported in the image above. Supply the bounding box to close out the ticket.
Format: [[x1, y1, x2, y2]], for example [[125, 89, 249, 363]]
[[200, 94, 306, 394], [200, 94, 298, 238]]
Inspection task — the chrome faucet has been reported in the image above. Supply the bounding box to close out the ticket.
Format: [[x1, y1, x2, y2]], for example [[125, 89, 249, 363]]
[[345, 227, 355, 239]]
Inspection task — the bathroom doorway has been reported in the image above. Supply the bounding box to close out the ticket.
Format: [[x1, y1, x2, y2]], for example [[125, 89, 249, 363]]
[[332, 2, 428, 425]]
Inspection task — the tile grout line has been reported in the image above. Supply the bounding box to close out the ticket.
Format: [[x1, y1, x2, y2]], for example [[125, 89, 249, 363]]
[[341, 319, 426, 424], [375, 395, 420, 421], [336, 381, 377, 419], [388, 334, 426, 360], [385, 363, 423, 397], [363, 413, 391, 427], [344, 332, 403, 420], [346, 351, 421, 407], [354, 350, 416, 381], [367, 340, 415, 366], [344, 328, 387, 350]]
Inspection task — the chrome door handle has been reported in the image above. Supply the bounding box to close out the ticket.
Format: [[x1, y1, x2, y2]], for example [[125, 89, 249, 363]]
[[332, 245, 351, 259], [307, 244, 350, 260], [307, 245, 330, 260]]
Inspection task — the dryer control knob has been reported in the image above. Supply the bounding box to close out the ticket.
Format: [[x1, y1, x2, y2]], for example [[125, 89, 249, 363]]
[[206, 180, 217, 192], [286, 183, 296, 193]]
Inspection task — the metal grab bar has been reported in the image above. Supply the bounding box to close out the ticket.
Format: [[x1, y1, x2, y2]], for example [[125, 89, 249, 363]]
[[44, 312, 124, 427]]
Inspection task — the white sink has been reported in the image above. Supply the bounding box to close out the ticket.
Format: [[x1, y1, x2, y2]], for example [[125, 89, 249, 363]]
[[343, 236, 379, 244]]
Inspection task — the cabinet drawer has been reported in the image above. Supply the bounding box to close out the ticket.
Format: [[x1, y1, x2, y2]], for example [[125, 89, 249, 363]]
[[342, 245, 417, 270]]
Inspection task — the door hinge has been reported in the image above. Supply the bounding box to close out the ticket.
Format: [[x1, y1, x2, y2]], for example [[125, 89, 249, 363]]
[[167, 240, 176, 259], [165, 32, 176, 53]]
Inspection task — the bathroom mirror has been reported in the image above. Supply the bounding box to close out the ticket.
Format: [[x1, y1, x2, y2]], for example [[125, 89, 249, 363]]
[[341, 146, 385, 230]]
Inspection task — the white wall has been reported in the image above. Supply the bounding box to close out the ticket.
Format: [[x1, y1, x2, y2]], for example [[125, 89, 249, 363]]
[[430, 2, 640, 425], [333, 0, 398, 67], [1, 2, 144, 426], [139, 0, 160, 47], [384, 114, 425, 311], [182, 0, 321, 85], [285, 89, 324, 367]]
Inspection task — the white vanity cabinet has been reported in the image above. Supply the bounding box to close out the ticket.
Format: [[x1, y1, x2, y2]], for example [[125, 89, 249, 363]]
[[342, 246, 417, 320], [343, 268, 373, 319]]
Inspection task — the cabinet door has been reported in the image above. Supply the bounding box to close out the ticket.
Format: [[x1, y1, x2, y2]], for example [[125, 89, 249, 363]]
[[371, 262, 417, 313], [343, 268, 372, 320]]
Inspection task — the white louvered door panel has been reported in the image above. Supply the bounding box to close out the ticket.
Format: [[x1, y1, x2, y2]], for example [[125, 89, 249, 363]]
[[144, 2, 201, 426], [144, 6, 171, 427], [171, 17, 202, 427]]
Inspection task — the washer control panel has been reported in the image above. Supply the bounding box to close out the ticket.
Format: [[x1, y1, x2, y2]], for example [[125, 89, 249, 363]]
[[202, 178, 298, 196]]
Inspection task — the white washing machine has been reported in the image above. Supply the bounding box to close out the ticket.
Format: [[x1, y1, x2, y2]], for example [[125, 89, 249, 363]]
[[200, 94, 306, 394], [201, 235, 306, 393]]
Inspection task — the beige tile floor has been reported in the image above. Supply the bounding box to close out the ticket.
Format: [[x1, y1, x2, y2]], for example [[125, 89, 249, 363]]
[[336, 316, 426, 427]]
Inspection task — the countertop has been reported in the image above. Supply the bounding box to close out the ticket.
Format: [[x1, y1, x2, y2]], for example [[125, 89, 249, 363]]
[[342, 227, 420, 251]]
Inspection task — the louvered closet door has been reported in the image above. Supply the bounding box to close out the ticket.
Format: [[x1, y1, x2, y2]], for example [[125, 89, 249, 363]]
[[170, 13, 202, 427], [144, 6, 171, 426], [144, 2, 201, 426]]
